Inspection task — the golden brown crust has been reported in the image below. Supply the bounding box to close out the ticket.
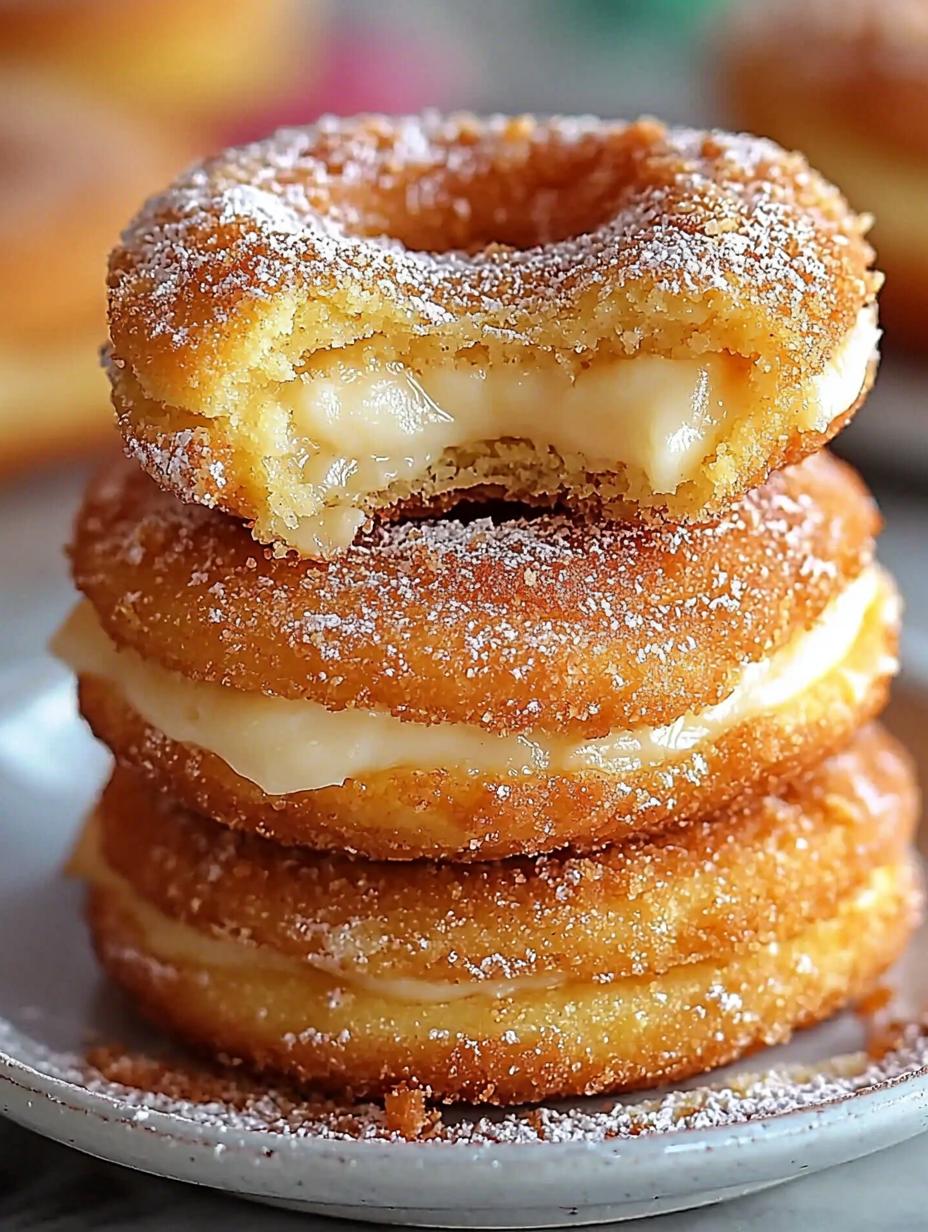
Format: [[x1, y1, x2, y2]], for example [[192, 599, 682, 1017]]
[[94, 727, 918, 984], [104, 113, 878, 547], [107, 348, 877, 550], [108, 113, 876, 411], [70, 452, 880, 736], [86, 858, 919, 1105], [84, 730, 921, 1104], [76, 583, 897, 858]]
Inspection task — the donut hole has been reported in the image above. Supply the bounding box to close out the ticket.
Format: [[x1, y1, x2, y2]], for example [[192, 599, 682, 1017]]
[[310, 121, 655, 253], [437, 498, 556, 525], [404, 496, 578, 529]]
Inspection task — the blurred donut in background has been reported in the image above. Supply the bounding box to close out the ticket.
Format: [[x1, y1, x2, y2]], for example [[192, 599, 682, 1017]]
[[0, 0, 333, 474], [722, 0, 928, 351], [0, 0, 319, 134], [0, 74, 185, 473]]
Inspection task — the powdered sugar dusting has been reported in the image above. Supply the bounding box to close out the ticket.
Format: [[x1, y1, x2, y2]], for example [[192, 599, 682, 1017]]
[[5, 1018, 927, 1145], [73, 453, 876, 734], [108, 112, 875, 365]]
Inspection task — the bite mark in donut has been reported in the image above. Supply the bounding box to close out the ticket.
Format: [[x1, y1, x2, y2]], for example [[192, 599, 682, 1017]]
[[107, 113, 881, 555]]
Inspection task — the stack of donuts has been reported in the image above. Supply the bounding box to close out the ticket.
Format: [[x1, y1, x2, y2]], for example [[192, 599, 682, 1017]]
[[57, 114, 920, 1107]]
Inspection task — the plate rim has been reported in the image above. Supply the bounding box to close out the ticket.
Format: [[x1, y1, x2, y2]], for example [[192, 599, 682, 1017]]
[[5, 662, 928, 1221], [5, 1047, 928, 1225], [5, 1030, 928, 1161]]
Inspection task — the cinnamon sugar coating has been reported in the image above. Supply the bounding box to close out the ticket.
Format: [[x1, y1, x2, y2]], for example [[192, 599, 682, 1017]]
[[105, 112, 879, 549], [108, 112, 877, 402], [87, 872, 917, 1105], [77, 592, 895, 858], [84, 731, 920, 1104], [60, 1021, 928, 1143], [94, 727, 917, 986], [70, 452, 879, 736]]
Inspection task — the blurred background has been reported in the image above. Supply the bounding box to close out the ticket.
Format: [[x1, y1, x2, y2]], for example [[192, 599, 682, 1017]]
[[0, 0, 925, 674]]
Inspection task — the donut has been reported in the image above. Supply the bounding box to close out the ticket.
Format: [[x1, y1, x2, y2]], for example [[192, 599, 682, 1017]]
[[0, 73, 184, 472], [77, 727, 921, 1104], [105, 113, 880, 557], [57, 451, 898, 861], [722, 0, 928, 349], [0, 0, 310, 128]]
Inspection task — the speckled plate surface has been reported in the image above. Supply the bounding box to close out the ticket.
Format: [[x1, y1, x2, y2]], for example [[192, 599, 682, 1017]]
[[2, 655, 928, 1227]]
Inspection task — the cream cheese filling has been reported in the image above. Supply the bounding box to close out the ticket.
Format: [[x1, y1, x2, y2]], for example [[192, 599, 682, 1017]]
[[78, 831, 567, 1004], [270, 305, 878, 551], [55, 565, 887, 795], [80, 831, 904, 1007]]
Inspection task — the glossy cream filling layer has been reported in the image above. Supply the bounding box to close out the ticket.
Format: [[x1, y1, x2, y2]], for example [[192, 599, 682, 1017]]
[[55, 566, 887, 794], [273, 305, 878, 551], [83, 835, 905, 1007], [79, 835, 567, 1004]]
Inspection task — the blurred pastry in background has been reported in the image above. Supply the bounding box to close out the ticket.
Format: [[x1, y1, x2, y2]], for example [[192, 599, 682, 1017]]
[[722, 0, 928, 350], [0, 75, 184, 473], [0, 0, 317, 135], [223, 17, 469, 146]]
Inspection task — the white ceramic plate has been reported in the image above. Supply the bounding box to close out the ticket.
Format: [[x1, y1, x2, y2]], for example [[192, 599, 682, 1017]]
[[2, 657, 928, 1228]]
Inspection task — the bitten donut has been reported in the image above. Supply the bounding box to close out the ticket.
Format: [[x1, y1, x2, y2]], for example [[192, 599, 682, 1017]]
[[0, 74, 183, 472], [57, 451, 898, 861], [723, 0, 928, 348], [106, 113, 880, 556], [77, 727, 921, 1104]]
